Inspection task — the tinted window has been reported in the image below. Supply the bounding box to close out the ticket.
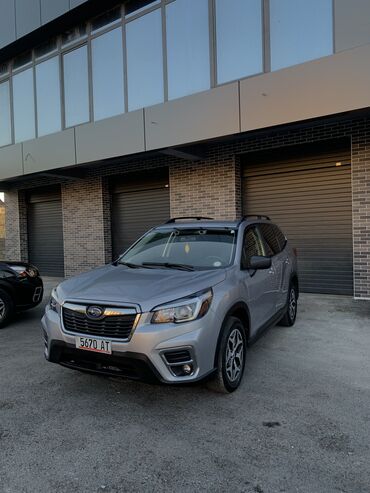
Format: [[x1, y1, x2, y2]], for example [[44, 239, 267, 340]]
[[259, 223, 284, 255], [36, 56, 62, 137], [92, 27, 125, 121], [0, 81, 12, 147], [166, 0, 210, 100], [126, 9, 164, 110], [242, 227, 264, 268], [63, 46, 89, 127], [13, 68, 35, 143], [216, 0, 263, 84], [270, 0, 333, 71]]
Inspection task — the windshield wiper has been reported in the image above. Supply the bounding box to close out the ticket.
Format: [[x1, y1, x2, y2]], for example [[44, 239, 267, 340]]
[[142, 262, 195, 271], [118, 261, 145, 269]]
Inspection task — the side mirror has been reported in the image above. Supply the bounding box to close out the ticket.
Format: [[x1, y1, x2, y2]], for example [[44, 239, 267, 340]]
[[249, 255, 272, 270]]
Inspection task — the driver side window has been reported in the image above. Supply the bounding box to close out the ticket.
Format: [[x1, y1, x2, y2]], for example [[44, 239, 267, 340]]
[[241, 226, 265, 269]]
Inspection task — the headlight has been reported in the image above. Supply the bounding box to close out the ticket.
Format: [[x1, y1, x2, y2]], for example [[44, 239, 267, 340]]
[[49, 289, 61, 314], [151, 288, 213, 324]]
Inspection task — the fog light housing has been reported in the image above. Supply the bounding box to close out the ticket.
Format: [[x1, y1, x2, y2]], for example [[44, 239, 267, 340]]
[[182, 364, 192, 375]]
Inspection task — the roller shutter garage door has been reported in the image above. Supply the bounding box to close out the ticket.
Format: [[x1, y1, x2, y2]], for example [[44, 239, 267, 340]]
[[27, 188, 64, 277], [243, 148, 353, 295], [111, 175, 170, 259]]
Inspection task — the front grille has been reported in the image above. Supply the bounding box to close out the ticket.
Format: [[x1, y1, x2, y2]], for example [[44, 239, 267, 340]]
[[62, 307, 137, 340]]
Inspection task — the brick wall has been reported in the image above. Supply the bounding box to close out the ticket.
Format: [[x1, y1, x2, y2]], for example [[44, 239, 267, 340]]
[[3, 114, 370, 298], [62, 177, 106, 277]]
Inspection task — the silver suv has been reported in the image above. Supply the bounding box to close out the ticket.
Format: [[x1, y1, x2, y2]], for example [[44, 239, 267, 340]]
[[42, 216, 298, 393]]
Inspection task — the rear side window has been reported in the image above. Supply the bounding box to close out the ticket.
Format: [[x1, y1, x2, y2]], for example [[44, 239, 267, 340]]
[[259, 223, 286, 255]]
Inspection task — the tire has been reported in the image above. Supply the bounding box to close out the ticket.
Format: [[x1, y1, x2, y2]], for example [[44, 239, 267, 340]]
[[279, 283, 298, 327], [207, 316, 247, 394], [0, 289, 14, 329]]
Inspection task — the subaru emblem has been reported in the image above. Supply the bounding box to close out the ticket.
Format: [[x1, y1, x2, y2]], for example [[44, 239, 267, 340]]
[[86, 306, 104, 319]]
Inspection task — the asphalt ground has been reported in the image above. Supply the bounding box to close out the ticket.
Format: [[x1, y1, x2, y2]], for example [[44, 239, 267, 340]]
[[1, 280, 370, 493]]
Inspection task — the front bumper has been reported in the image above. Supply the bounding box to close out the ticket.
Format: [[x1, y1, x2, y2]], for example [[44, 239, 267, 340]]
[[41, 305, 218, 384]]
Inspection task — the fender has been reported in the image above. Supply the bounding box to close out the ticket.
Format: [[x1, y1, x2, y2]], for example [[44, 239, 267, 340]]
[[213, 301, 251, 368]]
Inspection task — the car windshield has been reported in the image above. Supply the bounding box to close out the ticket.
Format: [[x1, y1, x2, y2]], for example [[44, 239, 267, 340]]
[[118, 228, 237, 270]]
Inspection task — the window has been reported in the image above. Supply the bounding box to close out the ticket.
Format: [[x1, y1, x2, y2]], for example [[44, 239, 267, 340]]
[[35, 38, 58, 59], [91, 7, 121, 33], [166, 0, 210, 100], [36, 57, 61, 137], [61, 24, 87, 47], [259, 224, 285, 255], [126, 9, 163, 111], [92, 28, 125, 121], [120, 228, 237, 269], [0, 63, 9, 78], [125, 0, 160, 18], [13, 68, 35, 143], [63, 46, 89, 128], [216, 0, 263, 84], [270, 0, 333, 71], [0, 81, 11, 147], [242, 227, 265, 268], [13, 51, 32, 71]]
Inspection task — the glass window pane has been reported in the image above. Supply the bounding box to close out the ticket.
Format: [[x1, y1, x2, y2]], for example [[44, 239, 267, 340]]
[[270, 0, 333, 71], [63, 46, 89, 127], [61, 24, 87, 47], [216, 0, 263, 84], [92, 27, 125, 121], [0, 81, 11, 147], [91, 7, 121, 33], [166, 0, 210, 100], [13, 68, 35, 143], [125, 0, 160, 18], [36, 57, 61, 137], [13, 51, 32, 71], [126, 9, 163, 111]]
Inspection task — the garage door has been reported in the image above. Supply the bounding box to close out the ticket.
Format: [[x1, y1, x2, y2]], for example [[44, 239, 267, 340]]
[[111, 174, 170, 259], [27, 188, 64, 277], [243, 148, 353, 295]]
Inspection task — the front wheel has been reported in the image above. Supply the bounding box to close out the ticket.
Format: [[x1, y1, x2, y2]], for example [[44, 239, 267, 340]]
[[207, 316, 247, 393], [0, 289, 14, 329], [279, 284, 298, 327]]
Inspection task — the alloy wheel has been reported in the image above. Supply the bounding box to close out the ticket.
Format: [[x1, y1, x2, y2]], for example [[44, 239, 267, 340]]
[[289, 288, 297, 320], [225, 328, 244, 382]]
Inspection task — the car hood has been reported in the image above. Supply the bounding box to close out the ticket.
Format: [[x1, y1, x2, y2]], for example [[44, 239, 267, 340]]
[[56, 263, 226, 312]]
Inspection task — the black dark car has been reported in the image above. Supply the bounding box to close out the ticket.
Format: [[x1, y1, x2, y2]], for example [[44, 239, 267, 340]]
[[0, 261, 43, 328]]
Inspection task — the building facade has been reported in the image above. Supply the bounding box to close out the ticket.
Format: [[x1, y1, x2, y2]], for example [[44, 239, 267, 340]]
[[0, 0, 369, 299]]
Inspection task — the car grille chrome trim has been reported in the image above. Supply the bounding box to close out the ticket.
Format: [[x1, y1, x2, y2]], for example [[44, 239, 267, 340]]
[[61, 302, 140, 341]]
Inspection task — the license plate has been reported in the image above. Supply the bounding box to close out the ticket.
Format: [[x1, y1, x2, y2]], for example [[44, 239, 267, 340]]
[[75, 336, 112, 355]]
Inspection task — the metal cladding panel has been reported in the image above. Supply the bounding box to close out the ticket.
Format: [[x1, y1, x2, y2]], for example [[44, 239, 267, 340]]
[[75, 111, 145, 164], [23, 129, 76, 174], [27, 189, 64, 277], [0, 0, 16, 49], [15, 0, 41, 37], [240, 44, 370, 132], [334, 0, 370, 52], [0, 143, 23, 179], [111, 178, 170, 259], [41, 0, 69, 24], [243, 149, 353, 295], [145, 83, 240, 151]]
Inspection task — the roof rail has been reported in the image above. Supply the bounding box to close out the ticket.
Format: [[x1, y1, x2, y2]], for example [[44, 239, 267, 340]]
[[238, 215, 271, 225], [165, 216, 214, 224]]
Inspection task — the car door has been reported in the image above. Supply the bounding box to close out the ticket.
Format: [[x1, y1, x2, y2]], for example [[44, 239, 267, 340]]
[[240, 225, 277, 336], [258, 223, 287, 312]]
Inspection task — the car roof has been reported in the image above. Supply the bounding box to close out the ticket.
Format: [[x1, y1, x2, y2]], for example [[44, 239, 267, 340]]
[[154, 218, 271, 230]]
